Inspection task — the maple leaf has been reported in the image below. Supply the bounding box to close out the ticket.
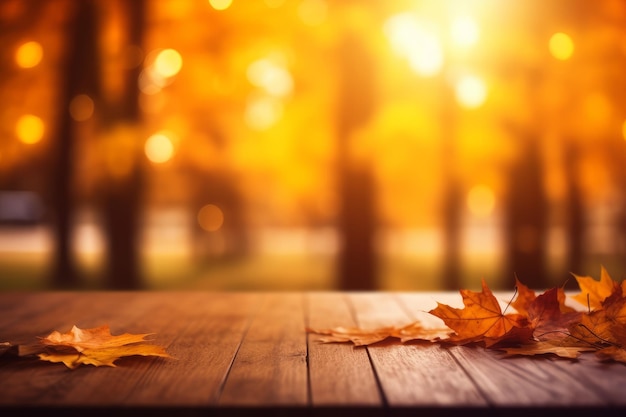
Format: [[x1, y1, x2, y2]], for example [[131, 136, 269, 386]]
[[306, 322, 451, 346], [526, 287, 581, 341], [501, 339, 596, 359], [569, 286, 626, 347], [36, 325, 172, 369], [510, 277, 537, 317], [571, 265, 621, 310], [428, 278, 532, 347]]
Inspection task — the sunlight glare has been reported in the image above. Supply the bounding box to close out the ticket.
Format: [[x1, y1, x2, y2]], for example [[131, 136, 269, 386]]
[[450, 16, 479, 47], [455, 75, 487, 109], [384, 13, 443, 77]]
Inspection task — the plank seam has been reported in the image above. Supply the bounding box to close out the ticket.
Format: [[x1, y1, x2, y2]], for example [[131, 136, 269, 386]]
[[345, 293, 389, 408], [212, 293, 265, 404]]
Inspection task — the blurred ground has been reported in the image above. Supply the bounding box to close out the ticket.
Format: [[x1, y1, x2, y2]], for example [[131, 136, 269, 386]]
[[0, 207, 621, 291]]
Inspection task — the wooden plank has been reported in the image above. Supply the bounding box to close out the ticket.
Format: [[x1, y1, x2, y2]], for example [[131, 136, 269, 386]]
[[122, 292, 262, 406], [531, 350, 626, 405], [397, 292, 606, 407], [306, 291, 382, 406], [218, 292, 308, 406], [0, 291, 160, 405], [347, 292, 487, 407]]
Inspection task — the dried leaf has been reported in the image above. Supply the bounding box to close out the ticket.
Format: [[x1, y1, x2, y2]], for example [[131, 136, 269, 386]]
[[527, 287, 581, 341], [510, 277, 537, 317], [429, 278, 532, 346], [307, 322, 451, 346], [501, 339, 596, 359], [596, 346, 626, 364], [571, 265, 619, 310], [37, 325, 172, 369]]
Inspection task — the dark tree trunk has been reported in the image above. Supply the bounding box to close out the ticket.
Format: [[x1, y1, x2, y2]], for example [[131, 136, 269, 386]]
[[49, 0, 100, 288], [335, 31, 378, 290], [98, 0, 146, 289], [503, 134, 549, 289], [439, 81, 462, 290], [563, 140, 584, 287]]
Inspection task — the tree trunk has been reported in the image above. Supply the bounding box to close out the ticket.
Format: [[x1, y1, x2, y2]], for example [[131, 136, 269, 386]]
[[563, 140, 584, 287], [503, 134, 549, 289], [335, 31, 378, 290], [49, 0, 99, 288], [98, 0, 146, 289]]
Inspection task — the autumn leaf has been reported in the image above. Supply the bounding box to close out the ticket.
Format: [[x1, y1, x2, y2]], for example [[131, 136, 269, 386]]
[[307, 322, 451, 346], [526, 287, 581, 341], [500, 339, 596, 359], [510, 277, 537, 317], [571, 265, 621, 310], [569, 286, 626, 347], [429, 278, 532, 347], [35, 325, 172, 369]]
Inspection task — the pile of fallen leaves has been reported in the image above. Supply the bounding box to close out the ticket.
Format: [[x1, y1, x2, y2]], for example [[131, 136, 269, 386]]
[[7, 324, 172, 369], [308, 266, 626, 364]]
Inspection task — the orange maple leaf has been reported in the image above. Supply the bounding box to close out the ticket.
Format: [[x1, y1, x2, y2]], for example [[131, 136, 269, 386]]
[[569, 286, 626, 346], [571, 265, 622, 310], [36, 325, 172, 369], [510, 277, 537, 317], [429, 278, 532, 347]]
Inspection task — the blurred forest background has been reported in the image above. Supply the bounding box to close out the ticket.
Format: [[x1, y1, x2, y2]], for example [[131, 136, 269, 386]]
[[1, 0, 625, 291]]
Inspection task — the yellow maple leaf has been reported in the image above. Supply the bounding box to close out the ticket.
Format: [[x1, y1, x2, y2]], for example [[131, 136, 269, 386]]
[[37, 325, 172, 369]]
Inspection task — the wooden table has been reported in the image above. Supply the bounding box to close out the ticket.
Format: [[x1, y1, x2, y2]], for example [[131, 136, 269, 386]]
[[1, 291, 625, 416]]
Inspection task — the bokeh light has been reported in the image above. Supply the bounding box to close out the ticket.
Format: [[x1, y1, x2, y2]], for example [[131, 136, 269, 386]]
[[153, 49, 183, 78], [145, 132, 175, 163], [69, 94, 95, 121], [209, 0, 232, 11], [455, 75, 487, 109], [384, 13, 443, 77], [15, 41, 43, 68], [197, 204, 225, 232], [247, 57, 293, 97], [16, 115, 45, 144], [549, 32, 574, 60]]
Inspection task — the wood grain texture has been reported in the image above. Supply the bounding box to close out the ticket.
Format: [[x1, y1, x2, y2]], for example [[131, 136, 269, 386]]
[[306, 291, 382, 406], [217, 292, 308, 406], [397, 292, 607, 407], [1, 290, 625, 414], [347, 293, 487, 406]]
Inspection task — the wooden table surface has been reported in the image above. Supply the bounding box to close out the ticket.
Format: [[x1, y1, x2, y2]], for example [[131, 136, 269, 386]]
[[1, 291, 625, 416]]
